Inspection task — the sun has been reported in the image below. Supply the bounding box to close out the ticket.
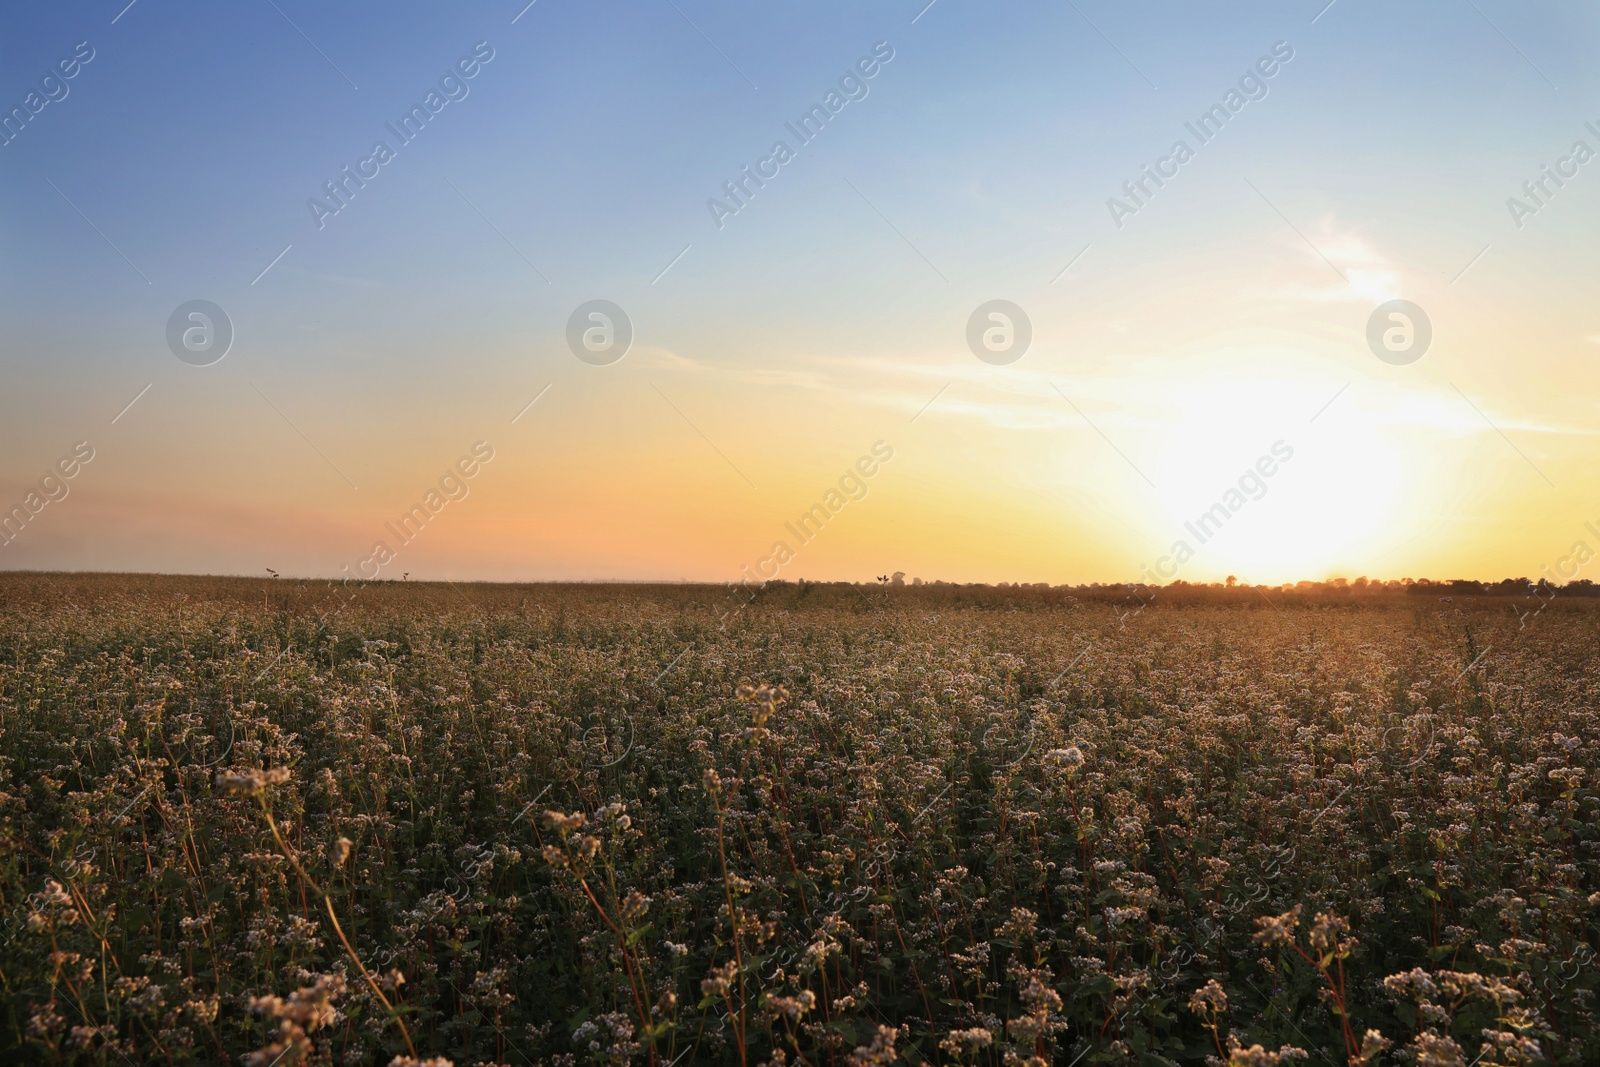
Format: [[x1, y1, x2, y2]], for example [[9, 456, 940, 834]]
[[1148, 377, 1409, 583]]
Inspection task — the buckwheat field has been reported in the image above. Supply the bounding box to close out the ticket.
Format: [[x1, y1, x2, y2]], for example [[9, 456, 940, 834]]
[[2, 574, 1596, 1066]]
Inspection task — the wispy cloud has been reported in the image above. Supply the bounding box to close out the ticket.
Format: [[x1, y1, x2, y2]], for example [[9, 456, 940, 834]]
[[1247, 219, 1400, 306]]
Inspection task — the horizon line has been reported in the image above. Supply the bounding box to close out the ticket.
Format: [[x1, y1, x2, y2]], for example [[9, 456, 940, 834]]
[[0, 569, 1590, 592]]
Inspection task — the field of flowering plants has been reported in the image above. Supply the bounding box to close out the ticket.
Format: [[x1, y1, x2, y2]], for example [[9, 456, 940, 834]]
[[1, 573, 1597, 1067]]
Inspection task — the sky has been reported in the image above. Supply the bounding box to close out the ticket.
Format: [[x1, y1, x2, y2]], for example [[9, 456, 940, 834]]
[[2, 0, 1599, 586]]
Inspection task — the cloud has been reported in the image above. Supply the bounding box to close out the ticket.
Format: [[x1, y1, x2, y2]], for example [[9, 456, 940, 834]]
[[633, 345, 708, 374], [1246, 218, 1400, 307], [642, 327, 1594, 444], [635, 344, 833, 390]]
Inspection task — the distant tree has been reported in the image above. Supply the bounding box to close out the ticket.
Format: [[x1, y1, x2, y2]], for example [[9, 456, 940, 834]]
[[891, 572, 906, 587], [1226, 575, 1237, 587]]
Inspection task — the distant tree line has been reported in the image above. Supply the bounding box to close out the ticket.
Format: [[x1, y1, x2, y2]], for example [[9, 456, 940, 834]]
[[761, 576, 1600, 597]]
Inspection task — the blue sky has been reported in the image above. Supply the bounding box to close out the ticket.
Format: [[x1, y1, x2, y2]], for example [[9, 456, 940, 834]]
[[3, 1, 1599, 583]]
